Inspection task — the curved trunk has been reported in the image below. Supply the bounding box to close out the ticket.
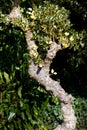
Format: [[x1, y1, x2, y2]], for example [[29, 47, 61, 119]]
[[8, 1, 77, 129], [25, 31, 77, 130]]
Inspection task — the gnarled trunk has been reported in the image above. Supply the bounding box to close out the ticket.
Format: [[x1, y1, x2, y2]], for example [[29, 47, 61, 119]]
[[25, 31, 77, 130], [8, 1, 77, 129]]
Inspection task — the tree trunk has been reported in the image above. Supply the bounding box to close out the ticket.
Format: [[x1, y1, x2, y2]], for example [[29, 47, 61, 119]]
[[25, 31, 77, 130], [8, 1, 77, 130]]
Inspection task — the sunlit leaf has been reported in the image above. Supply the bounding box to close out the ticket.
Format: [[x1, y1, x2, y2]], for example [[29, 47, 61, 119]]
[[18, 86, 22, 98], [3, 72, 10, 83]]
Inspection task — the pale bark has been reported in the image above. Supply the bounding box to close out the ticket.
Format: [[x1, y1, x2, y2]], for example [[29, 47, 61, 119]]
[[8, 1, 77, 130]]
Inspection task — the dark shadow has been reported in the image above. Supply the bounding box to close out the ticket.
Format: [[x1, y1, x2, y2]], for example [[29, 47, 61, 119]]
[[50, 48, 87, 98]]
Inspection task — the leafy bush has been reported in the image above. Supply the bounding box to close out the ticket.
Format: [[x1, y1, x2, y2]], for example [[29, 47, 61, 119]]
[[73, 97, 87, 130], [0, 1, 87, 130], [0, 25, 63, 130]]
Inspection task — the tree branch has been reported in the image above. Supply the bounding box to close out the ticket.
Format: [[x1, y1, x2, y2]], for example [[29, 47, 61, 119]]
[[44, 41, 62, 73], [9, 0, 21, 19], [12, 0, 20, 7]]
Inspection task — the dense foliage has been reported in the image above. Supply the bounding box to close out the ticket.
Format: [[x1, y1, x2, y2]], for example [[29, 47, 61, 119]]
[[0, 25, 63, 130], [0, 0, 87, 130]]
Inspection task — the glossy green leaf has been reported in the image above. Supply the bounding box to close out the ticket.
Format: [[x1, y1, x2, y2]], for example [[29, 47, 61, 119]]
[[3, 72, 10, 83], [18, 86, 22, 98]]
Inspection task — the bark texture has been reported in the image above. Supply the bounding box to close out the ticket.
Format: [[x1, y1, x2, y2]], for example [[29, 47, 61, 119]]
[[8, 1, 77, 130]]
